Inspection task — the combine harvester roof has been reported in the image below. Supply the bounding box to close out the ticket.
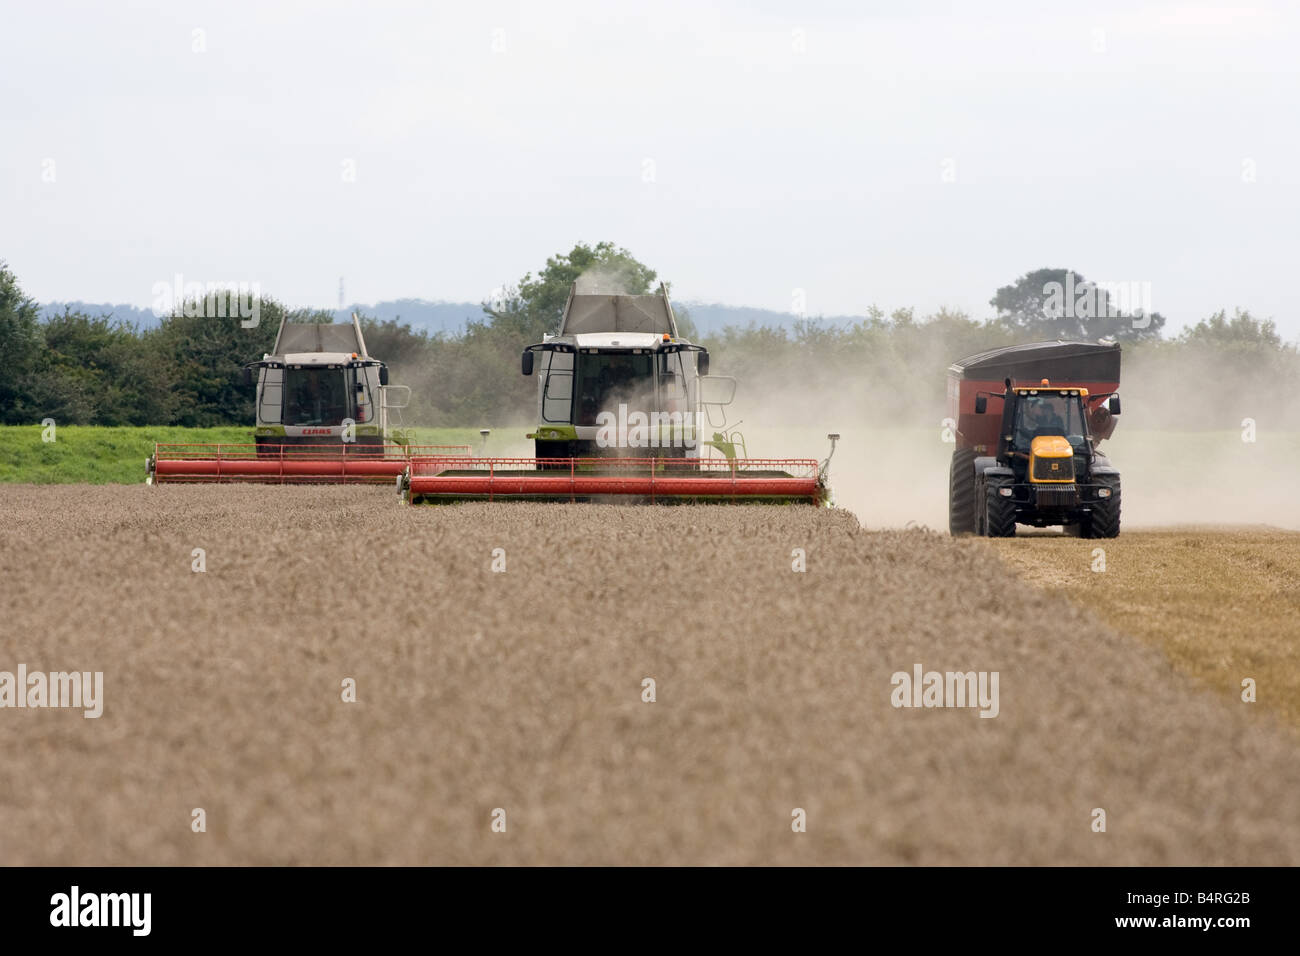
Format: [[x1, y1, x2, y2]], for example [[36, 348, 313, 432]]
[[559, 292, 676, 335], [273, 321, 372, 355]]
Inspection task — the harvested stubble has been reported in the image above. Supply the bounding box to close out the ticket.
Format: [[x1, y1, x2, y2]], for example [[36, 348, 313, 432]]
[[991, 528, 1300, 733], [1, 485, 1297, 865]]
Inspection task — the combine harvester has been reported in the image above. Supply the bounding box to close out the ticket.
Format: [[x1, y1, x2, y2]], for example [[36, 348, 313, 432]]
[[148, 313, 470, 484], [947, 340, 1123, 537], [400, 283, 835, 505]]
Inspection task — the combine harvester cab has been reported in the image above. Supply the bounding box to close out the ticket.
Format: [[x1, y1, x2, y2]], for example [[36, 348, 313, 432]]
[[947, 341, 1123, 538], [148, 312, 470, 484], [401, 283, 835, 505], [246, 312, 400, 454]]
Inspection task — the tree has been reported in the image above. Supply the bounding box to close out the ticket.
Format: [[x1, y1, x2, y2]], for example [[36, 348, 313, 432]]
[[991, 268, 1165, 341], [149, 297, 284, 426], [1123, 308, 1300, 430], [40, 308, 172, 424], [483, 241, 659, 341], [1179, 308, 1285, 350], [0, 261, 46, 423]]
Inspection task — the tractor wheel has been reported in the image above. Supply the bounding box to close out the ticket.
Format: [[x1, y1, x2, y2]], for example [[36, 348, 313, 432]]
[[1085, 476, 1121, 538], [949, 448, 977, 536], [984, 481, 1017, 537]]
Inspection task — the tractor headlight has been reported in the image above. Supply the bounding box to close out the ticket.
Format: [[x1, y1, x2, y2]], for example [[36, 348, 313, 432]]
[[1097, 487, 1112, 498], [998, 487, 1013, 497]]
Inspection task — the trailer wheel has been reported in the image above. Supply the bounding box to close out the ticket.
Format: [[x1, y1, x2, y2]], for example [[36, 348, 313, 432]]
[[948, 449, 977, 536], [1084, 476, 1121, 538], [984, 480, 1017, 537]]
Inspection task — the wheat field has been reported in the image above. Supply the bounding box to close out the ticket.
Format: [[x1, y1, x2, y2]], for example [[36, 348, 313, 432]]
[[1, 485, 1297, 865]]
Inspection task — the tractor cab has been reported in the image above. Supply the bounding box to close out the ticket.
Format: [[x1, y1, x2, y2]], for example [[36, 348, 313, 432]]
[[997, 382, 1096, 485], [1009, 392, 1088, 453]]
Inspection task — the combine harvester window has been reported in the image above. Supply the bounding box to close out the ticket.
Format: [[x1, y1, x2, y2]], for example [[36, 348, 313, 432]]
[[574, 352, 655, 425], [283, 367, 349, 427], [542, 352, 574, 424], [258, 368, 283, 424], [658, 352, 686, 400]]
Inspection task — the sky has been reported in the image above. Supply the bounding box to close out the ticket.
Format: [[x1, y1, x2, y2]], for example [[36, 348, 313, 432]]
[[2, 0, 1298, 336]]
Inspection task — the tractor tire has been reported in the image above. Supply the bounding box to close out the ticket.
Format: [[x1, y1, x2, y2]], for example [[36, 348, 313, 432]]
[[1085, 476, 1121, 538], [949, 448, 977, 536], [984, 481, 1017, 537]]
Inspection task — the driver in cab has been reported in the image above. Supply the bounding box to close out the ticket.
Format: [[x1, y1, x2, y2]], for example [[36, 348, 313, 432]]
[[1013, 397, 1066, 459]]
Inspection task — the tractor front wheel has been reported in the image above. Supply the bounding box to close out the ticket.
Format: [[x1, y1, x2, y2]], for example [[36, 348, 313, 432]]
[[984, 481, 1017, 537], [1084, 476, 1121, 538], [949, 448, 977, 536]]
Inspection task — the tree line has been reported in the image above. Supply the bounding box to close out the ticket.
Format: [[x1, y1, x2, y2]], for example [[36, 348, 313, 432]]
[[2, 249, 1296, 430]]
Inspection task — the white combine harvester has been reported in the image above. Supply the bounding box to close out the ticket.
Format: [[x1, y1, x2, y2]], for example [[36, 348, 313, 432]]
[[243, 311, 409, 453], [522, 282, 724, 459], [399, 283, 837, 504], [147, 313, 470, 483]]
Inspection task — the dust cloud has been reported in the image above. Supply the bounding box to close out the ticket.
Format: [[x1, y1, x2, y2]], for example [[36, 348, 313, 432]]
[[574, 262, 645, 295], [705, 340, 1300, 531], [383, 289, 1298, 530]]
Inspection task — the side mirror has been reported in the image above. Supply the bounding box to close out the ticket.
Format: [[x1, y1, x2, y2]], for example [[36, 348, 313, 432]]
[[974, 395, 987, 415], [243, 366, 253, 386], [1108, 395, 1121, 415], [697, 350, 709, 376], [521, 351, 534, 376], [379, 366, 389, 386]]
